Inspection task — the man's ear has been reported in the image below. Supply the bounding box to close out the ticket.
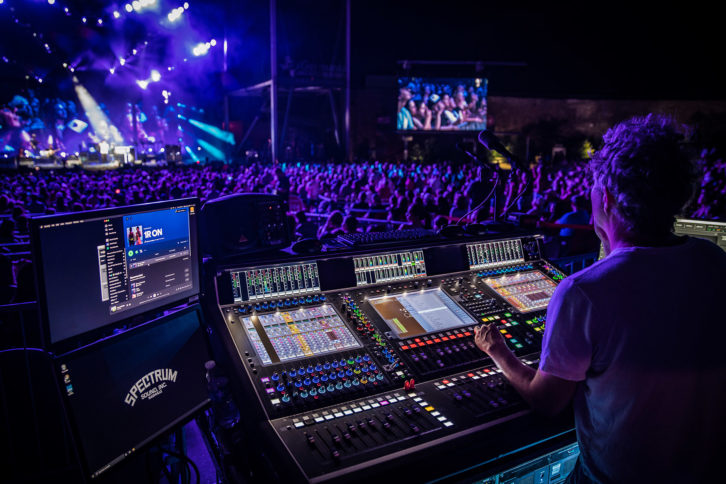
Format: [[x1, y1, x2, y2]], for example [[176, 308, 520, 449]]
[[601, 186, 614, 216]]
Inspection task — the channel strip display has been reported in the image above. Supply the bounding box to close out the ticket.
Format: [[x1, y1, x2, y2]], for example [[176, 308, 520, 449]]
[[231, 262, 321, 302], [467, 239, 524, 269], [353, 250, 426, 286]]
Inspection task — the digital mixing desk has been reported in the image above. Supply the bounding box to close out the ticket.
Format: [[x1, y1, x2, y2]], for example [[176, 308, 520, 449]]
[[206, 234, 574, 482]]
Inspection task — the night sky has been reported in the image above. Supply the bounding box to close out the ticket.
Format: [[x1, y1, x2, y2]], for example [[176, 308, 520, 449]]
[[1, 1, 723, 102]]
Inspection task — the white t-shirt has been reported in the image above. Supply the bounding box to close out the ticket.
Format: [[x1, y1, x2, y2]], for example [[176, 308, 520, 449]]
[[540, 236, 726, 483]]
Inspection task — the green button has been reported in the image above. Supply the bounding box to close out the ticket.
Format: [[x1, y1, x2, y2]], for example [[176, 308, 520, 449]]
[[511, 321, 518, 325], [504, 312, 512, 317], [515, 343, 523, 348], [347, 359, 355, 365]]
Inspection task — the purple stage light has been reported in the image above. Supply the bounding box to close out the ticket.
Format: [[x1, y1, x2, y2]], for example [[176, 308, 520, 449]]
[[125, 4, 133, 13], [113, 11, 121, 19], [151, 69, 161, 82], [136, 79, 149, 90], [48, 0, 55, 4]]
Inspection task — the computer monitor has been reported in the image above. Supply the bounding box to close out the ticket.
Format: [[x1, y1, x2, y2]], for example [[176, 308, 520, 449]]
[[673, 218, 726, 251], [31, 199, 200, 349], [56, 305, 210, 479]]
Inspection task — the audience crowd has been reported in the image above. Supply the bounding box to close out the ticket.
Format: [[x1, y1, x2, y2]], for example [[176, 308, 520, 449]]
[[1, 151, 724, 306]]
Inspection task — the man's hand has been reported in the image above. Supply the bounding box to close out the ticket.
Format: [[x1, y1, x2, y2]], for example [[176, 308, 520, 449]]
[[474, 323, 508, 357]]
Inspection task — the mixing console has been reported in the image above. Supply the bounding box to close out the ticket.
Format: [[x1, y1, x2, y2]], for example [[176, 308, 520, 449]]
[[207, 233, 574, 482]]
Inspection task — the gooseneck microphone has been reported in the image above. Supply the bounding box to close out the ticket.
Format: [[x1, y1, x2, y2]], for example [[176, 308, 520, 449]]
[[477, 130, 523, 170]]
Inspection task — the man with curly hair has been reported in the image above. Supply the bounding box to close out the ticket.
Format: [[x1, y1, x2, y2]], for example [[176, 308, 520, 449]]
[[475, 114, 726, 483]]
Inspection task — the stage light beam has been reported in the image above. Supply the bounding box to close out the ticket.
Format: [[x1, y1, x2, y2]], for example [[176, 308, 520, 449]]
[[198, 139, 225, 160], [73, 82, 124, 144], [189, 119, 235, 145], [150, 69, 161, 82], [185, 146, 199, 162]]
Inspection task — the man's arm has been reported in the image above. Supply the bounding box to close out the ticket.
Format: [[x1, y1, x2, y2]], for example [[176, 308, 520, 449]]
[[474, 324, 577, 417]]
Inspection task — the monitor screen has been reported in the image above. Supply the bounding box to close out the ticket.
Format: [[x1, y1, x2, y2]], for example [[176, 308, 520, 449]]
[[369, 288, 477, 339], [33, 199, 199, 346], [56, 306, 210, 479], [397, 77, 488, 131]]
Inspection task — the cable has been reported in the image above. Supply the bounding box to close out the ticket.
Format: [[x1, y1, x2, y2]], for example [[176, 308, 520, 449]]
[[162, 448, 201, 484], [456, 171, 499, 226], [502, 180, 531, 215]]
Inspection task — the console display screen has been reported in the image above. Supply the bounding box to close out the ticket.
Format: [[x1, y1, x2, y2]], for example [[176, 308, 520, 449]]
[[369, 288, 476, 339], [240, 305, 361, 365], [482, 270, 557, 313]]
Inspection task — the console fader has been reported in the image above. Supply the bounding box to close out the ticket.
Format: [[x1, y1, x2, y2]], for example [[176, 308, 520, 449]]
[[207, 233, 572, 482]]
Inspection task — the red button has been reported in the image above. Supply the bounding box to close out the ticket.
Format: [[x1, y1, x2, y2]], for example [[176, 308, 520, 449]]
[[433, 338, 441, 343], [505, 334, 512, 339], [463, 331, 471, 336], [425, 340, 433, 345], [441, 336, 449, 341], [401, 345, 409, 350], [442, 379, 450, 384], [415, 338, 422, 342], [456, 334, 464, 338], [467, 373, 475, 377]]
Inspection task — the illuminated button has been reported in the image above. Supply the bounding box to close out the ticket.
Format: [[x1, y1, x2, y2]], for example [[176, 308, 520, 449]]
[[315, 364, 322, 372], [303, 378, 311, 385], [309, 388, 317, 396], [347, 358, 355, 365], [320, 375, 329, 382], [327, 384, 335, 392], [271, 373, 280, 381], [323, 362, 331, 370], [346, 369, 353, 376], [300, 391, 309, 398], [329, 372, 337, 380], [307, 366, 314, 374], [276, 384, 285, 392], [363, 355, 371, 362], [339, 359, 347, 367], [288, 369, 297, 377], [352, 379, 360, 386], [376, 373, 384, 380], [317, 386, 326, 394], [338, 371, 345, 379], [312, 377, 320, 384], [344, 381, 352, 388], [331, 361, 339, 368], [370, 364, 377, 371], [282, 395, 291, 403]]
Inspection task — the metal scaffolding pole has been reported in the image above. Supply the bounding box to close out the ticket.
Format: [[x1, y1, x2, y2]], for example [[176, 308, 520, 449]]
[[345, 0, 351, 162], [270, 0, 278, 163]]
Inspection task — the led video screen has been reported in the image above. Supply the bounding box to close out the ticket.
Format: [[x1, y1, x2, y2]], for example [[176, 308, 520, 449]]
[[397, 77, 488, 131]]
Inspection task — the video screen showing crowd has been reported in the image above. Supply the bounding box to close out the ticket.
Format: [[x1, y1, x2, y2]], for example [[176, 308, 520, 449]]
[[397, 77, 488, 131]]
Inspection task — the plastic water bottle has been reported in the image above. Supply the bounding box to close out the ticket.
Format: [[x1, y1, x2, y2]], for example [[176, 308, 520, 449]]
[[205, 360, 240, 429]]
